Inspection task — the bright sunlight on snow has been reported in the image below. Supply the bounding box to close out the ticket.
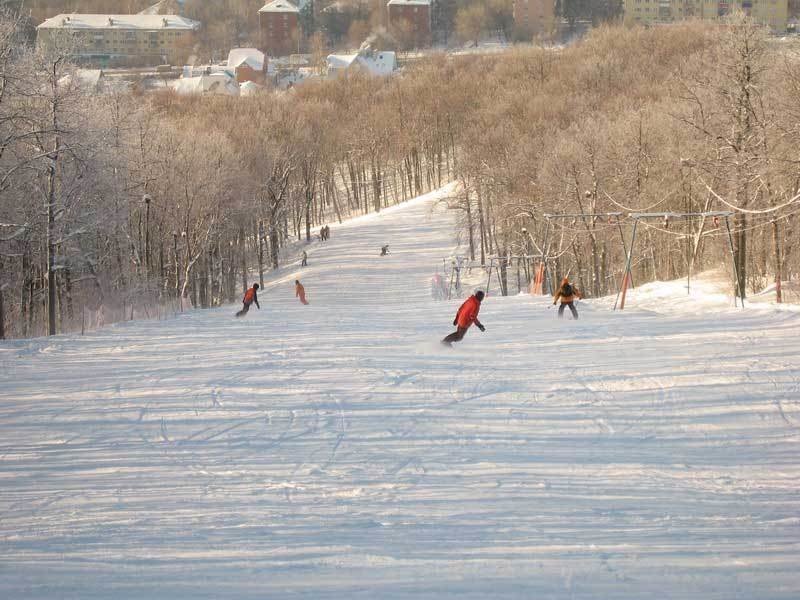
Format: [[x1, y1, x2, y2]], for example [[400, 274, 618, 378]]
[[1, 186, 799, 599]]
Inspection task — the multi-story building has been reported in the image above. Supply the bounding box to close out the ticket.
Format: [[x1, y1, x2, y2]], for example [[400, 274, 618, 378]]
[[36, 14, 201, 68], [513, 0, 556, 39], [259, 0, 300, 57], [387, 0, 432, 48], [623, 0, 789, 31]]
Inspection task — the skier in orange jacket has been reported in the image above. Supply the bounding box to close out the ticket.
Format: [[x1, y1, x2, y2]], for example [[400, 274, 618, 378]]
[[295, 280, 309, 305], [553, 277, 581, 319], [236, 283, 260, 317], [442, 290, 485, 346]]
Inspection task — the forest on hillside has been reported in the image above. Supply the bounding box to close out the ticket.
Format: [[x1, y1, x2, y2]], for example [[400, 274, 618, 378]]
[[1, 12, 799, 339]]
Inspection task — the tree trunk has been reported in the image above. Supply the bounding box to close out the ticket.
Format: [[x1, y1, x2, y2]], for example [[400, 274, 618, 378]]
[[46, 156, 57, 336], [257, 220, 265, 288], [476, 186, 486, 265], [270, 222, 280, 270], [0, 257, 5, 340], [240, 227, 248, 292], [772, 217, 782, 303], [735, 212, 747, 298], [465, 189, 475, 262]]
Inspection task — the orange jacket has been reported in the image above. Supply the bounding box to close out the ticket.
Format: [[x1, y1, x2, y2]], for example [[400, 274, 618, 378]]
[[243, 287, 260, 308], [455, 295, 481, 328], [554, 280, 580, 304]]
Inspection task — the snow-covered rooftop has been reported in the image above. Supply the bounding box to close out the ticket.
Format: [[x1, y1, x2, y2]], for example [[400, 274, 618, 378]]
[[172, 72, 239, 96], [327, 50, 397, 77], [327, 53, 358, 70], [227, 48, 265, 71], [138, 0, 182, 15], [258, 0, 300, 13], [38, 14, 200, 30], [240, 81, 263, 96]]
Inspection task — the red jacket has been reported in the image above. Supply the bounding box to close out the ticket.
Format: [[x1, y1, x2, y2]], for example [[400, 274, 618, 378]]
[[455, 295, 481, 328], [243, 287, 257, 305]]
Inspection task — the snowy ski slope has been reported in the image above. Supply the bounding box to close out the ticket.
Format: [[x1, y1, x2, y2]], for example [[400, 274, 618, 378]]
[[1, 185, 799, 599]]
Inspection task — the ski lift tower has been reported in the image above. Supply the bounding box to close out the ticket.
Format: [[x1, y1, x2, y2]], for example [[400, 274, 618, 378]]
[[615, 211, 742, 310], [541, 212, 628, 297]]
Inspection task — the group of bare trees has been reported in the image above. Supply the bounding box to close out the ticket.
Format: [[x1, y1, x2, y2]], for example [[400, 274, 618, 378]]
[[449, 19, 800, 302], [2, 13, 799, 339], [0, 12, 459, 339]]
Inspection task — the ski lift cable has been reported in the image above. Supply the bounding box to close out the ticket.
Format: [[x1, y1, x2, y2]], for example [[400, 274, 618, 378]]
[[602, 189, 673, 213], [700, 177, 800, 215], [637, 206, 800, 238]]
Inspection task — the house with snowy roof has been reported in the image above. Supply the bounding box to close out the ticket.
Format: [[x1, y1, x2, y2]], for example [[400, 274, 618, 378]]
[[326, 49, 398, 78], [226, 48, 267, 84], [172, 71, 240, 96]]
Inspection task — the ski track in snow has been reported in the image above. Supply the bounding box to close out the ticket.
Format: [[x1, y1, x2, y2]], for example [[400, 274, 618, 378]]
[[1, 185, 800, 598]]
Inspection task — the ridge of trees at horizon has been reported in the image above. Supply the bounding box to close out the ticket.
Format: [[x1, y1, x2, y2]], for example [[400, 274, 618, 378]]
[[11, 0, 627, 62]]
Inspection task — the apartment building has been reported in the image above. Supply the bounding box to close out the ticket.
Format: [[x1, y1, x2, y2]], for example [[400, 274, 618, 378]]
[[623, 0, 789, 31], [513, 0, 556, 39], [259, 0, 300, 58], [387, 0, 432, 48], [36, 14, 201, 68]]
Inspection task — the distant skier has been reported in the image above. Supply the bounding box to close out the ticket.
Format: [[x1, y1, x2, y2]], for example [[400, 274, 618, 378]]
[[324, 225, 330, 240], [442, 290, 485, 346], [553, 277, 581, 319], [295, 280, 309, 305], [301, 250, 308, 267], [236, 283, 260, 317], [380, 244, 390, 256], [431, 273, 446, 300], [319, 226, 325, 241]]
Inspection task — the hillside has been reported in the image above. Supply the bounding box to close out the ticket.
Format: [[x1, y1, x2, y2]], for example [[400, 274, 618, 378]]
[[1, 186, 799, 598]]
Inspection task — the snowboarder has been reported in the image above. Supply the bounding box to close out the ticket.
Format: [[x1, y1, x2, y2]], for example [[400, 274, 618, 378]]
[[319, 226, 325, 241], [301, 250, 308, 267], [295, 280, 309, 305], [553, 277, 581, 319], [236, 283, 260, 317], [324, 225, 330, 240], [442, 290, 485, 346], [380, 244, 390, 256]]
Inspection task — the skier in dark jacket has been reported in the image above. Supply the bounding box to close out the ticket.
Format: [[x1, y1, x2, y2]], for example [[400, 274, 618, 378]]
[[442, 290, 485, 346], [236, 283, 260, 317], [553, 277, 580, 319]]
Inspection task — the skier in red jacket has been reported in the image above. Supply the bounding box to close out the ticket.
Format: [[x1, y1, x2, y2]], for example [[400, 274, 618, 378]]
[[235, 283, 260, 317], [442, 290, 485, 346]]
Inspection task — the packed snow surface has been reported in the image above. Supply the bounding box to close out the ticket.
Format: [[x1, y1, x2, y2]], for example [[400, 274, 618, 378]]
[[1, 186, 799, 599]]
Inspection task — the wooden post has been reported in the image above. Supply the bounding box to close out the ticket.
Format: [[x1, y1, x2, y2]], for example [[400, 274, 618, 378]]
[[614, 219, 638, 310], [724, 216, 744, 308], [618, 271, 631, 311], [0, 281, 5, 340]]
